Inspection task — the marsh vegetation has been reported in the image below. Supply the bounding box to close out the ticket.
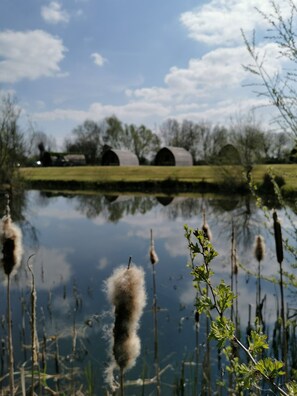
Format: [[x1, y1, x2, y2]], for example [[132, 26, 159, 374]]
[[0, 189, 296, 395]]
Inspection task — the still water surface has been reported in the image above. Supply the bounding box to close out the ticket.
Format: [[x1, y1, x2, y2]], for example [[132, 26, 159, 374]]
[[1, 191, 296, 394]]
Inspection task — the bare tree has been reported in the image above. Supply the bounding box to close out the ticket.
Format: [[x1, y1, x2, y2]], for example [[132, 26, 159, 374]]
[[230, 114, 266, 181], [242, 0, 297, 138], [0, 94, 24, 183]]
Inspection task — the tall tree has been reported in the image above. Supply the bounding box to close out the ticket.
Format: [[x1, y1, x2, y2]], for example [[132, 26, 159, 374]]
[[230, 116, 266, 181], [159, 119, 181, 146], [124, 124, 161, 163], [0, 94, 24, 183], [27, 128, 57, 157], [65, 119, 103, 164], [103, 115, 124, 149]]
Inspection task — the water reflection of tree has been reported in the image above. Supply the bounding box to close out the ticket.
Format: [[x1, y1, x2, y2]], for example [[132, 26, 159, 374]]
[[160, 197, 204, 221], [207, 195, 261, 249], [74, 195, 157, 223], [0, 188, 26, 222]]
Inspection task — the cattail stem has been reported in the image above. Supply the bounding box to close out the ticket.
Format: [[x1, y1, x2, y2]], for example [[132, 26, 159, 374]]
[[120, 367, 124, 396], [7, 274, 15, 396], [27, 254, 38, 396], [127, 256, 132, 270], [152, 267, 160, 395], [273, 211, 287, 379], [150, 230, 160, 394]]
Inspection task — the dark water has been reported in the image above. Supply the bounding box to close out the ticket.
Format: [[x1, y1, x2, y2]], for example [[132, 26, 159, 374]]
[[0, 191, 296, 395]]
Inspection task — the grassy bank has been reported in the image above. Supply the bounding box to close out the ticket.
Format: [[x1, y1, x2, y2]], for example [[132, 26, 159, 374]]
[[19, 164, 297, 195]]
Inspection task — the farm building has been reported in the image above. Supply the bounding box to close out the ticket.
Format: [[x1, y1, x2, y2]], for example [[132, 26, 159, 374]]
[[101, 149, 139, 166], [64, 154, 86, 166], [154, 146, 193, 166]]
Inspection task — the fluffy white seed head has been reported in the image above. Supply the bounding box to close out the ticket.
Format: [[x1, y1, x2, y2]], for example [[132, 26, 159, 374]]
[[1, 214, 23, 276], [104, 264, 147, 388]]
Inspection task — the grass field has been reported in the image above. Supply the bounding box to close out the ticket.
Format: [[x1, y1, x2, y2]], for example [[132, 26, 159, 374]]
[[19, 164, 297, 193]]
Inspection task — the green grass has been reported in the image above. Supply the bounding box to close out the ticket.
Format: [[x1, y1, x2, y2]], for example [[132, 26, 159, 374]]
[[19, 164, 297, 192], [19, 165, 220, 183]]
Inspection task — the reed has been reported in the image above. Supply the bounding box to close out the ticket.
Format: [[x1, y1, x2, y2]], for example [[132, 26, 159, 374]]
[[254, 235, 265, 328], [150, 229, 160, 395], [202, 209, 212, 241], [27, 254, 40, 396], [0, 199, 23, 395], [105, 261, 146, 394], [273, 210, 287, 374]]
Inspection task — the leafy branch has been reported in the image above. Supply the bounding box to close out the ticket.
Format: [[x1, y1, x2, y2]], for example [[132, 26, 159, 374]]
[[184, 225, 293, 395]]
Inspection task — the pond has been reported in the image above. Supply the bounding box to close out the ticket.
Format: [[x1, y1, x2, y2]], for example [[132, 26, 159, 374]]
[[0, 190, 296, 395]]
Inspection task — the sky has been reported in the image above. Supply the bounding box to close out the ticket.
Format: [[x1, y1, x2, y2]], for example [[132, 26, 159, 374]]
[[0, 0, 290, 148]]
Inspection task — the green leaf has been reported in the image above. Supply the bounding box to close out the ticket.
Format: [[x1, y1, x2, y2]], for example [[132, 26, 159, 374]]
[[248, 330, 269, 356], [209, 316, 235, 348], [215, 281, 236, 313], [255, 358, 285, 379]]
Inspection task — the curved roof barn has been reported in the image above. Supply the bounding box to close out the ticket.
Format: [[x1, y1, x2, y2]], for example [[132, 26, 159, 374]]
[[155, 146, 193, 166], [101, 149, 139, 166]]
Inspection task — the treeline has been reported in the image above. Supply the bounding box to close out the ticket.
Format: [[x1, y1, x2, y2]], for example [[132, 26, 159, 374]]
[[0, 93, 297, 185], [60, 115, 295, 166]]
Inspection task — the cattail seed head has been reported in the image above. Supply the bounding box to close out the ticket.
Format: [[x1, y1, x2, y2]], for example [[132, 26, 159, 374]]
[[273, 211, 283, 264], [105, 264, 146, 385], [233, 261, 238, 275], [149, 229, 158, 265], [1, 213, 23, 276], [202, 223, 212, 241], [254, 235, 265, 262], [202, 209, 212, 241]]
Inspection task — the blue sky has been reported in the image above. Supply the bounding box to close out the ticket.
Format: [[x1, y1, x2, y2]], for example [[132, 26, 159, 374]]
[[0, 0, 289, 148]]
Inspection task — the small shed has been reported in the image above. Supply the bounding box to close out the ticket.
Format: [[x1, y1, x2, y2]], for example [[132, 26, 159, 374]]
[[154, 146, 193, 166], [64, 154, 86, 166], [101, 149, 139, 166]]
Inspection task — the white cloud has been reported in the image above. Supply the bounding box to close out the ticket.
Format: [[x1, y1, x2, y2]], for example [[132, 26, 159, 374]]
[[125, 43, 283, 110], [0, 30, 67, 83], [180, 0, 292, 46], [41, 1, 70, 24], [91, 52, 107, 67], [97, 257, 108, 270], [33, 100, 169, 123], [17, 247, 72, 291], [31, 42, 282, 127]]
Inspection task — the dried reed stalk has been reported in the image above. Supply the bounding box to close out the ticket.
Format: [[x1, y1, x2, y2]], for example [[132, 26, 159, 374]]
[[150, 229, 160, 395], [27, 254, 39, 396]]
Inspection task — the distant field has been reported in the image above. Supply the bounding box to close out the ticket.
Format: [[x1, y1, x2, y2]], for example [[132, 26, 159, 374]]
[[19, 164, 297, 193]]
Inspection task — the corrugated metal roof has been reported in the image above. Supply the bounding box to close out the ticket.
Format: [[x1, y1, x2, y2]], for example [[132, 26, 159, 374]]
[[155, 146, 193, 166], [102, 149, 139, 166]]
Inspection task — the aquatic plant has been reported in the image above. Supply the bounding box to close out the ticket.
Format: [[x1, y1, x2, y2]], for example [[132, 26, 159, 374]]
[[104, 260, 146, 394], [184, 224, 293, 395], [149, 229, 158, 265], [254, 235, 266, 328], [254, 235, 265, 263], [150, 229, 160, 395], [273, 210, 287, 373], [0, 200, 23, 395], [202, 209, 212, 241]]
